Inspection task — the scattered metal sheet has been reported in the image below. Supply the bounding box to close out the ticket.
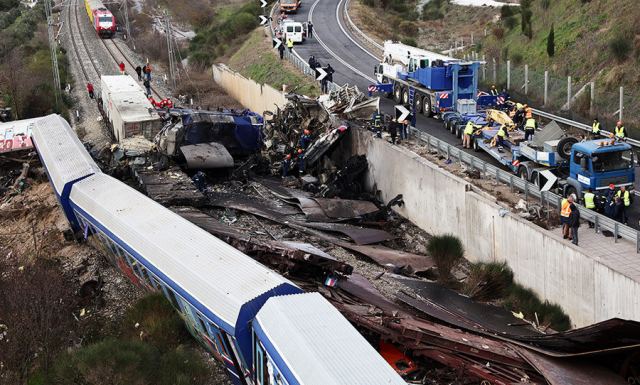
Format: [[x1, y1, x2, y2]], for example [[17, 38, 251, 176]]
[[395, 278, 541, 337], [134, 167, 206, 207], [515, 346, 628, 385], [208, 191, 300, 217], [180, 142, 234, 169], [303, 124, 349, 166], [296, 197, 331, 222], [340, 243, 434, 273], [312, 198, 379, 219], [301, 222, 393, 245]]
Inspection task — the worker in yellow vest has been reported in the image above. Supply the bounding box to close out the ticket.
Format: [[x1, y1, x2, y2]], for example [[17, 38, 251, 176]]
[[560, 194, 574, 240], [583, 188, 596, 228], [616, 186, 631, 224], [286, 38, 294, 52], [524, 117, 536, 142], [495, 125, 508, 150], [463, 120, 478, 149], [614, 121, 626, 140], [591, 118, 600, 138]]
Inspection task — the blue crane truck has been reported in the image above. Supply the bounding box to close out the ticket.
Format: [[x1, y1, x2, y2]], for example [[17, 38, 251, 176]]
[[456, 112, 635, 197], [372, 41, 496, 117]]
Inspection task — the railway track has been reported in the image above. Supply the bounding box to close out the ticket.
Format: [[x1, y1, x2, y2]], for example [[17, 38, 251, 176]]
[[68, 0, 102, 81]]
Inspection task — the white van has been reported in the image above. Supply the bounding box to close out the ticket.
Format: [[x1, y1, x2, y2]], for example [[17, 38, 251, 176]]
[[282, 20, 304, 43]]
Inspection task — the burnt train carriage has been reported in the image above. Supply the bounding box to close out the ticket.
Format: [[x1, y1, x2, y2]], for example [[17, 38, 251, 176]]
[[31, 114, 407, 385], [85, 0, 116, 37]]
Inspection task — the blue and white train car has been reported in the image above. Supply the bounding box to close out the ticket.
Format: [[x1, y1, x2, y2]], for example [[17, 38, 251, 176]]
[[68, 172, 302, 384], [253, 293, 407, 385], [32, 114, 407, 385], [31, 114, 102, 231]]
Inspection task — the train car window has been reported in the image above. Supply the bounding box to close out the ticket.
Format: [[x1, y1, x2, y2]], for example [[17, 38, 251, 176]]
[[195, 313, 209, 333], [166, 289, 182, 310]]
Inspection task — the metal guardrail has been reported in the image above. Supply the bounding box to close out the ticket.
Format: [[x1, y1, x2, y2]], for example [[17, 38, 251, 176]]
[[267, 3, 340, 94], [343, 0, 383, 51], [409, 127, 640, 252]]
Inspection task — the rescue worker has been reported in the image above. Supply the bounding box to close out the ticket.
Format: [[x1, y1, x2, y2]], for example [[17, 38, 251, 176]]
[[490, 84, 498, 96], [560, 194, 574, 240], [286, 38, 294, 52], [143, 79, 151, 96], [616, 185, 631, 224], [495, 125, 508, 150], [462, 120, 478, 149], [278, 40, 285, 60], [118, 61, 125, 75], [583, 188, 596, 228], [568, 199, 580, 246], [135, 65, 142, 81], [591, 118, 601, 138], [524, 104, 533, 119], [513, 103, 524, 126], [86, 82, 94, 99], [325, 64, 334, 84], [372, 110, 383, 138], [523, 117, 536, 142], [296, 148, 305, 175], [282, 154, 291, 177], [307, 20, 313, 38], [308, 55, 317, 69], [388, 118, 398, 144], [614, 121, 626, 140], [298, 129, 312, 149], [612, 196, 624, 223], [604, 183, 616, 218]]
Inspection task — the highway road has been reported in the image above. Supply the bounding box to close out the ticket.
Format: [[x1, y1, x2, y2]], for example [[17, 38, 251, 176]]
[[286, 0, 640, 228]]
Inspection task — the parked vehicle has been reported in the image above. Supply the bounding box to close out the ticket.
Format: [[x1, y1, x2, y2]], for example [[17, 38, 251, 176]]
[[373, 41, 489, 117], [281, 19, 305, 43], [85, 0, 116, 38], [279, 0, 301, 13]]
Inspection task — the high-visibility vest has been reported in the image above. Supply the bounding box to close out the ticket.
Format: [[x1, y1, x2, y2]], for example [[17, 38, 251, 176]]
[[516, 103, 523, 110], [615, 126, 625, 138], [464, 121, 475, 135], [616, 190, 630, 206], [584, 192, 595, 209], [525, 118, 536, 130], [287, 39, 294, 48], [497, 127, 506, 138], [592, 122, 600, 134], [561, 199, 571, 217]]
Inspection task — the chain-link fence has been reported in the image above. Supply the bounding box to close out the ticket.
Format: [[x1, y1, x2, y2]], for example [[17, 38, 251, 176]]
[[479, 57, 640, 138]]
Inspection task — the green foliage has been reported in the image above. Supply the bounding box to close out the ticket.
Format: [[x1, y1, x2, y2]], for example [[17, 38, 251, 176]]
[[463, 262, 571, 331], [427, 234, 464, 282], [0, 7, 21, 29], [400, 37, 417, 47], [547, 25, 555, 57], [503, 15, 518, 30], [609, 33, 632, 63], [0, 0, 19, 12], [500, 4, 517, 19], [422, 0, 445, 21], [361, 0, 374, 6], [511, 52, 523, 65], [50, 339, 209, 385], [520, 0, 532, 38], [388, 0, 408, 13], [492, 26, 505, 40], [540, 0, 550, 10], [121, 293, 190, 350], [399, 20, 418, 35], [189, 1, 261, 67]]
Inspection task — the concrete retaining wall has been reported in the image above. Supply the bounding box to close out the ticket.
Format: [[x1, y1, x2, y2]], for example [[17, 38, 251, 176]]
[[348, 128, 640, 327], [211, 64, 287, 114], [210, 67, 639, 327]]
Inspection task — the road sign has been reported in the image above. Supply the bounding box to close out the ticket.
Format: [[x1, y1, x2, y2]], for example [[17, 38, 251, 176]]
[[316, 67, 327, 81], [260, 0, 267, 7], [539, 170, 558, 192], [259, 15, 268, 25], [273, 38, 282, 50], [395, 105, 410, 122]]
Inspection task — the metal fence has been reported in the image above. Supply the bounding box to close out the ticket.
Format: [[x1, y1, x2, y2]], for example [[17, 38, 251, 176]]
[[409, 127, 640, 252]]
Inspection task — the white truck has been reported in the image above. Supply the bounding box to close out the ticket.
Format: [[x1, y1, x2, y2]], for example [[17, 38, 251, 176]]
[[100, 75, 162, 142], [280, 19, 305, 44]]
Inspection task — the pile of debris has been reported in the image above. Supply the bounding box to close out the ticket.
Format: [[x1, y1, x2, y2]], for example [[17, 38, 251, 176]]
[[319, 84, 380, 120]]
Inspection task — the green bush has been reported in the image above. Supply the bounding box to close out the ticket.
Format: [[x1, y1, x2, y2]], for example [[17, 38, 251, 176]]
[[609, 34, 632, 62], [505, 284, 571, 331], [361, 0, 374, 6], [547, 25, 555, 57], [422, 0, 444, 21], [427, 234, 464, 282], [500, 4, 517, 18], [120, 293, 190, 350], [511, 52, 523, 65], [50, 339, 209, 385], [399, 21, 418, 36], [463, 262, 513, 301], [503, 15, 518, 30], [400, 37, 417, 47]]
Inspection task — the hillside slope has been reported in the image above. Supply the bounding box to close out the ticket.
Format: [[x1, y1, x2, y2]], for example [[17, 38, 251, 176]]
[[481, 0, 640, 126]]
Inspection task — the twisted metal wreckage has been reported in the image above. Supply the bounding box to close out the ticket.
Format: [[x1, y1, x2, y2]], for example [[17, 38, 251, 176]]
[[114, 84, 639, 384]]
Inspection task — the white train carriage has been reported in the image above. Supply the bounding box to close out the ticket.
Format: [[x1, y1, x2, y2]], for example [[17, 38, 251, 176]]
[[30, 114, 102, 231], [253, 293, 407, 385], [68, 173, 302, 385]]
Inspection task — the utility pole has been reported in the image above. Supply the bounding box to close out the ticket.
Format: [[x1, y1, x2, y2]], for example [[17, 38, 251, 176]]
[[44, 0, 61, 110], [121, 0, 132, 48], [164, 10, 177, 90]]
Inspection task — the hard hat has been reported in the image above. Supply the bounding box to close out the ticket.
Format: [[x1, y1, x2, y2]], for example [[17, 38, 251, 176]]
[[297, 148, 303, 154], [609, 183, 615, 189], [285, 154, 291, 159]]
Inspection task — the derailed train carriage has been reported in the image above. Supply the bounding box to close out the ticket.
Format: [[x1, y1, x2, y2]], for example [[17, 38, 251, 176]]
[[85, 0, 116, 37], [31, 114, 406, 385]]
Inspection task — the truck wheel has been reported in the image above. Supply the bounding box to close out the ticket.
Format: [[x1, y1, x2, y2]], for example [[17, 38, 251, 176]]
[[402, 88, 410, 105], [450, 120, 457, 134], [557, 137, 579, 160], [414, 95, 423, 114], [423, 97, 432, 117], [455, 124, 462, 138], [518, 166, 529, 181], [473, 138, 480, 152], [394, 85, 402, 103]]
